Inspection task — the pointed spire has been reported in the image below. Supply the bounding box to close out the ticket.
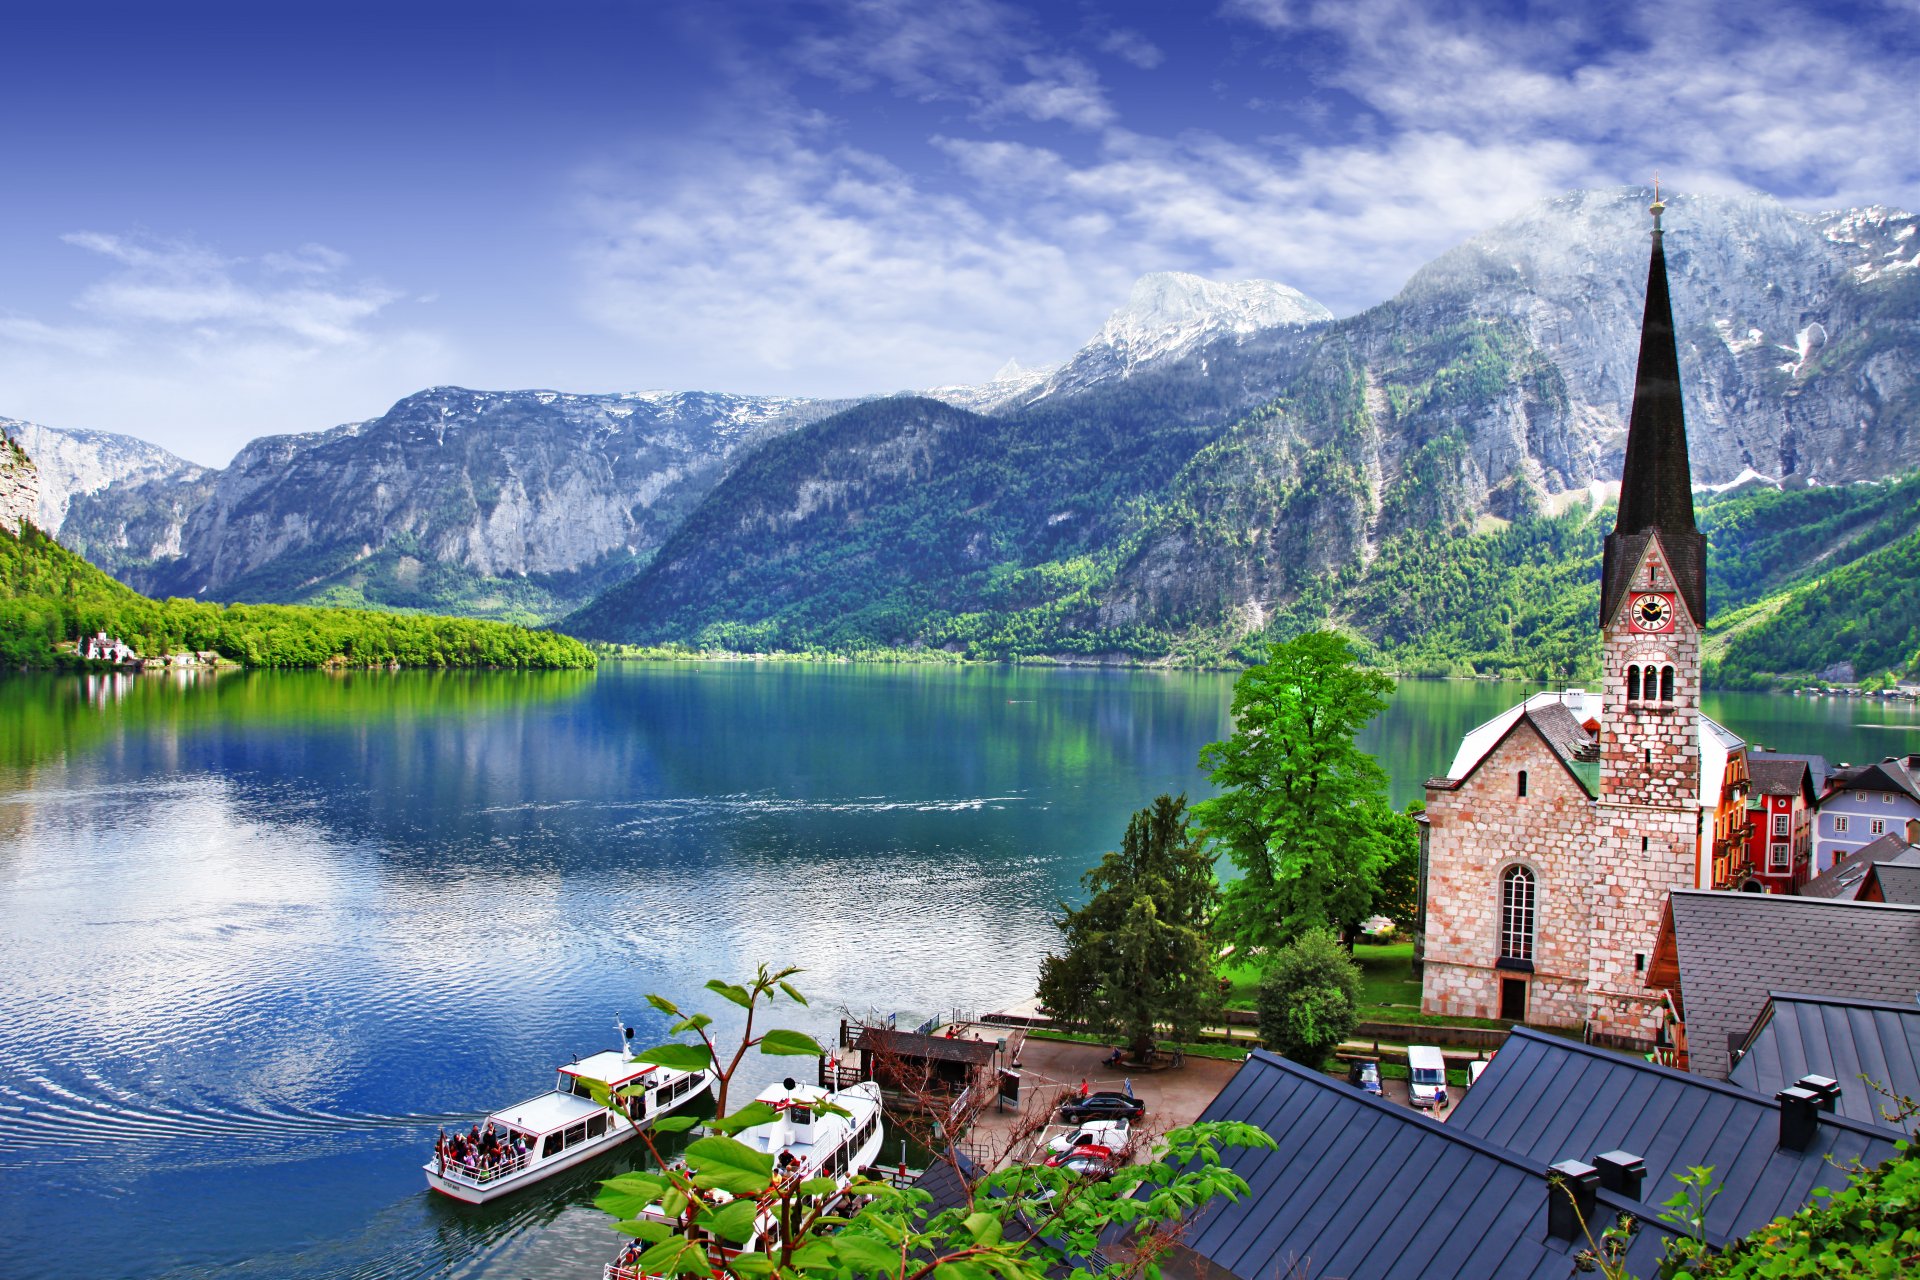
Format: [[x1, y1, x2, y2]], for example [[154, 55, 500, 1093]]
[[1615, 190, 1695, 537], [1600, 189, 1708, 627]]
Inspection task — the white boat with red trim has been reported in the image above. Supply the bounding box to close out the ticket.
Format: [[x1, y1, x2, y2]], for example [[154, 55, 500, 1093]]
[[425, 1023, 714, 1205]]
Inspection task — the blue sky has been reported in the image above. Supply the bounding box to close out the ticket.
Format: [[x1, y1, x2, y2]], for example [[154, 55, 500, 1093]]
[[3, 0, 1917, 464]]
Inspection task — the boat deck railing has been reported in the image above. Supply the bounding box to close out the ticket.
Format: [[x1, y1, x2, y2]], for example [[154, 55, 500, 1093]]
[[434, 1151, 531, 1188]]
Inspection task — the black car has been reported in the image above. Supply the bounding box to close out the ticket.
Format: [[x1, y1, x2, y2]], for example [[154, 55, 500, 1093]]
[[1059, 1092, 1146, 1123]]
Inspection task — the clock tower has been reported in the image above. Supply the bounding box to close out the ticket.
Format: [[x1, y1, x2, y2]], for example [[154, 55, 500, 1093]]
[[1590, 191, 1710, 1042]]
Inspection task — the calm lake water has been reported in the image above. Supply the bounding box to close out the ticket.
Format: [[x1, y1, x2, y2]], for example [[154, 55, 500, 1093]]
[[1, 664, 1915, 1279]]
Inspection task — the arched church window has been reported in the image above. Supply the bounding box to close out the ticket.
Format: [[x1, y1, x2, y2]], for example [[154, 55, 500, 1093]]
[[1517, 770, 1528, 797], [1626, 666, 1641, 701], [1500, 865, 1535, 962], [1661, 666, 1675, 702]]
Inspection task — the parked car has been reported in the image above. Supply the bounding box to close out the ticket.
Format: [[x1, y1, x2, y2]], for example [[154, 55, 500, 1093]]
[[1468, 1059, 1490, 1088], [1408, 1045, 1450, 1109], [1347, 1059, 1383, 1097], [1059, 1091, 1145, 1123], [1046, 1117, 1130, 1154], [1044, 1142, 1116, 1179]]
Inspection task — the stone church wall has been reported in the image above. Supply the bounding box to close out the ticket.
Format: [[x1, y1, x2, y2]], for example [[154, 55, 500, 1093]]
[[1421, 722, 1598, 1030]]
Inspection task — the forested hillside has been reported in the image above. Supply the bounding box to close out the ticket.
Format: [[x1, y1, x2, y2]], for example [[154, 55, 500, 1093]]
[[0, 522, 594, 670]]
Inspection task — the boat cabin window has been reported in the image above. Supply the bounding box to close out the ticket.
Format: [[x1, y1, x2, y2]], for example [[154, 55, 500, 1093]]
[[542, 1132, 563, 1159], [788, 1105, 812, 1126], [587, 1113, 607, 1140], [567, 1075, 596, 1098], [564, 1121, 588, 1150]]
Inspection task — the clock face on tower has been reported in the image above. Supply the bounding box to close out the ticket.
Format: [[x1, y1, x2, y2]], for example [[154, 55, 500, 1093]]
[[1630, 592, 1675, 634]]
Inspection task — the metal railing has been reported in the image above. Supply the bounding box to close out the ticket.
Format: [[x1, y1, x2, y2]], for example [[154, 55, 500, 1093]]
[[433, 1150, 531, 1187]]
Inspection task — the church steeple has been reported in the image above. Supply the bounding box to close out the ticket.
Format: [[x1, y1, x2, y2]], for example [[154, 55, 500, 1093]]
[[1600, 189, 1708, 628]]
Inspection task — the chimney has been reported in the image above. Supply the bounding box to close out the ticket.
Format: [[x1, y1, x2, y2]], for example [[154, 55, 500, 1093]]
[[1795, 1074, 1841, 1112], [1905, 816, 1920, 846], [1594, 1150, 1647, 1200], [1547, 1159, 1600, 1240], [1777, 1086, 1820, 1151]]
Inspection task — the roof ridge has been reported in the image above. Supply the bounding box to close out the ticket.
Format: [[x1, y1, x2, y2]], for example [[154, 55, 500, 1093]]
[[1672, 887, 1920, 913], [1765, 989, 1920, 1016], [1503, 1027, 1905, 1144], [1240, 1049, 1705, 1244]]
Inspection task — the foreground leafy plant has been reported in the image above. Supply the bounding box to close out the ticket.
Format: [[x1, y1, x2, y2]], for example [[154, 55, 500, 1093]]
[[589, 964, 1276, 1280]]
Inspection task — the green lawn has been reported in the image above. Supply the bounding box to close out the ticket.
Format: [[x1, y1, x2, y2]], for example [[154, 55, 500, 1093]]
[[1221, 939, 1423, 1014]]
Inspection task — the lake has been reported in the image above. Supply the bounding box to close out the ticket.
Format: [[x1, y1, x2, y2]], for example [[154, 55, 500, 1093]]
[[1, 664, 1915, 1278]]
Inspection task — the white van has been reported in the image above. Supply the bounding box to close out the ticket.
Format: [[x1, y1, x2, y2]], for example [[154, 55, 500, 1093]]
[[1408, 1045, 1450, 1110]]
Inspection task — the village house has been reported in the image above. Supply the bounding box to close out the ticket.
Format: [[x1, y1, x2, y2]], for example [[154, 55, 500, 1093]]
[[1814, 755, 1920, 870], [79, 632, 140, 664], [1419, 195, 1751, 1051], [1741, 752, 1818, 892], [1800, 821, 1920, 901]]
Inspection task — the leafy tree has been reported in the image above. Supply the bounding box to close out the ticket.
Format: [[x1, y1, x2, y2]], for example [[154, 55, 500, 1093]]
[[1195, 631, 1413, 950], [592, 963, 1277, 1280], [1035, 795, 1219, 1061], [1254, 927, 1363, 1068]]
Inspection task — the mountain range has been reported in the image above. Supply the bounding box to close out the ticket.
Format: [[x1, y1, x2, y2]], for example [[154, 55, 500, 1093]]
[[9, 186, 1920, 681]]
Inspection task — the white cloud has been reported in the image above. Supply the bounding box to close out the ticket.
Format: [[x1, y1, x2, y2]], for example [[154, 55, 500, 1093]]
[[576, 0, 1920, 396], [0, 234, 451, 464], [575, 120, 1130, 394], [794, 0, 1115, 128], [1096, 28, 1164, 70]]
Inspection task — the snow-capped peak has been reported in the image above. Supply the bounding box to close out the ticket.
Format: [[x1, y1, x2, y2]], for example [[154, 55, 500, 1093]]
[[1093, 272, 1331, 366]]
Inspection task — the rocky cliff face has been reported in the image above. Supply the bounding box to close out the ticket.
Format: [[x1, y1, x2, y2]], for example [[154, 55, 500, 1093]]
[[571, 188, 1920, 653], [0, 437, 38, 532], [0, 417, 198, 534], [77, 387, 845, 610]]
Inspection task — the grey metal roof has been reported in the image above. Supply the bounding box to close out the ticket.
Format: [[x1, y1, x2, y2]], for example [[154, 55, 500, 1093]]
[[1661, 889, 1920, 1078], [1801, 834, 1920, 900], [1728, 993, 1920, 1134], [1173, 1049, 1684, 1280], [1869, 861, 1920, 904], [1451, 1027, 1902, 1244]]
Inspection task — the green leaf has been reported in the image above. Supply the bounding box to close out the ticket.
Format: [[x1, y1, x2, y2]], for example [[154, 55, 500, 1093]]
[[684, 1134, 775, 1195], [597, 1189, 661, 1219], [798, 1177, 840, 1197], [649, 1115, 700, 1134], [758, 1028, 825, 1057], [729, 1254, 775, 1278], [635, 1043, 714, 1072], [634, 1237, 711, 1277], [670, 1013, 714, 1034], [646, 993, 682, 1017], [612, 1220, 673, 1242], [963, 1212, 1003, 1246], [778, 980, 810, 1006], [705, 979, 753, 1009], [706, 1100, 782, 1133], [832, 1235, 901, 1274], [702, 1197, 763, 1243]]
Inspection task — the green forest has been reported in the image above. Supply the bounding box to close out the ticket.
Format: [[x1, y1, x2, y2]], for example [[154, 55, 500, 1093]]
[[0, 522, 594, 670]]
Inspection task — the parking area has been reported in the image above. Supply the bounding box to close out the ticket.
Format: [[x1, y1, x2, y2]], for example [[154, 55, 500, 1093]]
[[965, 1035, 1243, 1169]]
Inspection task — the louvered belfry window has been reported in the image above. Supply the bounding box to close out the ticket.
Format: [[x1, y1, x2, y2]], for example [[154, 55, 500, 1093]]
[[1500, 865, 1536, 962]]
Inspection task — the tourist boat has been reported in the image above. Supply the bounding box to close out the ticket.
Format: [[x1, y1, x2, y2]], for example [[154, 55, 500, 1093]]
[[424, 1024, 715, 1204], [606, 1076, 886, 1280]]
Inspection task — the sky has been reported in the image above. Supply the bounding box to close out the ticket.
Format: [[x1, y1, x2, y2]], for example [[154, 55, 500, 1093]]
[[3, 0, 1918, 466]]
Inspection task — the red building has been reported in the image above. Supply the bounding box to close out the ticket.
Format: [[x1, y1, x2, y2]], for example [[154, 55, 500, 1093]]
[[1744, 754, 1816, 892]]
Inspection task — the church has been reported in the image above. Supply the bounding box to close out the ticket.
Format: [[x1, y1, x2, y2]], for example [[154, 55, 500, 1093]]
[[1417, 194, 1752, 1052]]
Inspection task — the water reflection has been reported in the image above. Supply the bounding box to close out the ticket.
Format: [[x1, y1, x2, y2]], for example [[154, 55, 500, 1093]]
[[0, 664, 1912, 1279]]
